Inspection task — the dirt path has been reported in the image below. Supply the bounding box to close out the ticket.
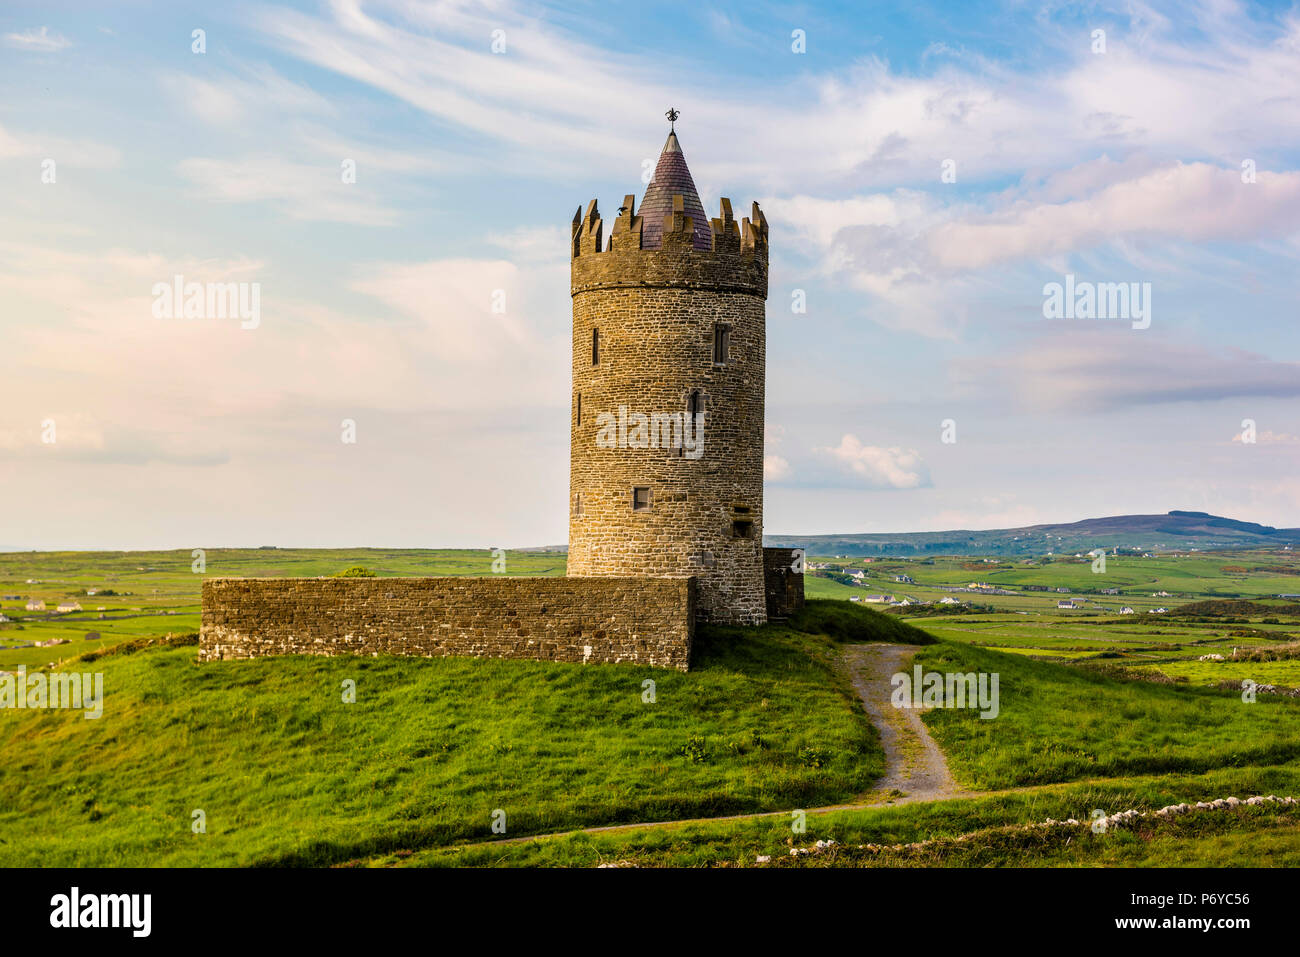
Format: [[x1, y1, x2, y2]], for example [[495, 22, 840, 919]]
[[841, 643, 967, 805]]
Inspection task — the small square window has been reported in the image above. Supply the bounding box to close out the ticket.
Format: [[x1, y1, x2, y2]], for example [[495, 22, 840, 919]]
[[732, 519, 753, 539], [632, 486, 651, 511]]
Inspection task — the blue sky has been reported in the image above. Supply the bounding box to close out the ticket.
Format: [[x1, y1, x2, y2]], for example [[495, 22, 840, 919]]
[[1, 0, 1298, 549]]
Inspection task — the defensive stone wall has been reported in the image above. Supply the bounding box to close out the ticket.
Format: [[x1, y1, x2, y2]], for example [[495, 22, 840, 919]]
[[200, 576, 695, 671]]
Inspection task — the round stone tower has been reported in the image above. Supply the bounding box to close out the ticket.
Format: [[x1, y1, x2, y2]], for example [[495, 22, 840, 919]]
[[568, 124, 769, 625]]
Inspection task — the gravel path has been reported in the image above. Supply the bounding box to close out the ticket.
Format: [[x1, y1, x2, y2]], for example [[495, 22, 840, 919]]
[[841, 643, 965, 804]]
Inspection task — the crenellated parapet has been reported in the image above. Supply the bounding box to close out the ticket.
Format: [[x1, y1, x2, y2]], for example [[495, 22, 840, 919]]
[[571, 194, 768, 297]]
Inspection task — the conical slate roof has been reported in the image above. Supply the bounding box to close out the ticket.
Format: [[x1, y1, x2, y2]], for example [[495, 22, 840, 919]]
[[638, 131, 712, 250]]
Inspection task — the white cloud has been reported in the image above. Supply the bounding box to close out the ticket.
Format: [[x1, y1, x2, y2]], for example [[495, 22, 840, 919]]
[[0, 121, 120, 168], [168, 67, 338, 128], [4, 27, 70, 53], [176, 156, 400, 226], [0, 413, 229, 466], [254, 1, 1300, 192], [349, 256, 565, 370], [0, 239, 568, 428], [764, 454, 791, 481], [816, 435, 930, 489], [486, 226, 569, 264], [763, 159, 1300, 339], [164, 64, 443, 226], [929, 164, 1300, 271]]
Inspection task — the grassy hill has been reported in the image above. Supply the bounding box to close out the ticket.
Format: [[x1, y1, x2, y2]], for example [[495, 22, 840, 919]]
[[396, 762, 1300, 867], [6, 543, 1300, 869], [0, 601, 928, 866]]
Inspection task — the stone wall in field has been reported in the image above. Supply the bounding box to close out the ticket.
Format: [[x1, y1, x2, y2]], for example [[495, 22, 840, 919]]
[[762, 548, 805, 620], [200, 576, 695, 671]]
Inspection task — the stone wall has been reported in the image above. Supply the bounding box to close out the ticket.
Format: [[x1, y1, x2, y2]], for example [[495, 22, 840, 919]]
[[200, 576, 695, 671], [763, 548, 805, 620]]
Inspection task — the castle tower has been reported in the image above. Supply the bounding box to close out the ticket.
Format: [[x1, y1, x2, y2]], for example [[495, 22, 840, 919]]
[[568, 120, 770, 625]]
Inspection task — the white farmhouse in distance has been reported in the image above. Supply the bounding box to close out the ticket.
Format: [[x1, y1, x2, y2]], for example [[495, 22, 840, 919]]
[[56, 600, 82, 613], [25, 599, 46, 611], [1120, 606, 1135, 614]]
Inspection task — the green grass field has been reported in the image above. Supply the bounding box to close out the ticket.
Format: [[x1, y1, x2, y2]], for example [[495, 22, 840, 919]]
[[386, 761, 1300, 867], [0, 602, 934, 866], [4, 546, 1300, 867], [913, 642, 1300, 789], [0, 548, 564, 670]]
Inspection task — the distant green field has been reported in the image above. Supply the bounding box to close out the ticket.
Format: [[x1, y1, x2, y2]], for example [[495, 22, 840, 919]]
[[803, 551, 1293, 674], [0, 548, 564, 669], [807, 550, 1300, 607], [6, 546, 1299, 682], [1130, 658, 1300, 689]]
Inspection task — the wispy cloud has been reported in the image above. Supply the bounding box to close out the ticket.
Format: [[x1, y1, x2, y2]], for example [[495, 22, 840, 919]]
[[4, 26, 70, 53], [0, 121, 120, 167], [177, 155, 402, 226], [929, 164, 1300, 271], [953, 333, 1300, 411], [254, 1, 1300, 191]]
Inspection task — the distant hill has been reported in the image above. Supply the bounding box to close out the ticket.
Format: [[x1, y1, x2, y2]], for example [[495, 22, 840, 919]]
[[765, 511, 1300, 558]]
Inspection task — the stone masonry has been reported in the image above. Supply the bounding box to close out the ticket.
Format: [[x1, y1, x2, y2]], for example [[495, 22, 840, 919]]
[[763, 548, 806, 620], [201, 576, 694, 671]]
